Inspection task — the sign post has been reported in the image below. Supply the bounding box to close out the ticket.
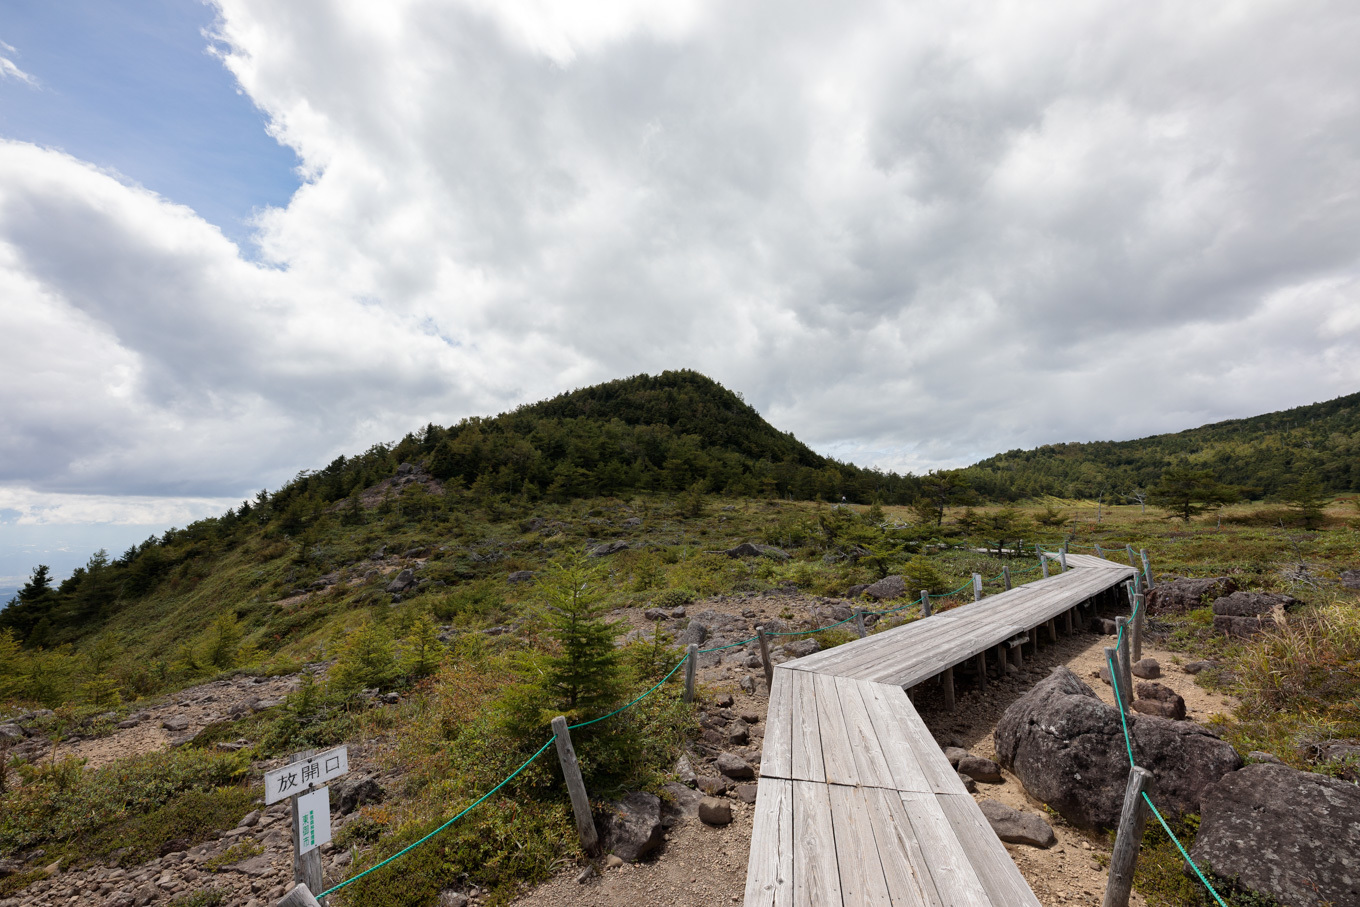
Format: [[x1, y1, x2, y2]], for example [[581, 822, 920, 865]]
[[266, 746, 349, 901]]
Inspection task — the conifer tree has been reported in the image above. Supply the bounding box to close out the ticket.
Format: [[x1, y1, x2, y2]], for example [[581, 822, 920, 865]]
[[540, 553, 623, 715]]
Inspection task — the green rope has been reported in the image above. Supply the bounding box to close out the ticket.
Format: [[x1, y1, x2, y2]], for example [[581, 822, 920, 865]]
[[1107, 651, 1137, 768], [1142, 793, 1229, 907], [699, 636, 757, 653], [317, 734, 558, 898], [569, 653, 689, 729]]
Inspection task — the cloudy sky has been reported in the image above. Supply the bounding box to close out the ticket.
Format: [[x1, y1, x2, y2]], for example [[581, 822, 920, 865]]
[[2, 0, 1359, 587]]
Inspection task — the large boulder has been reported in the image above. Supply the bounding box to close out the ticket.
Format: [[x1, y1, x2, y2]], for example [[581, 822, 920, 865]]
[[599, 792, 664, 862], [384, 568, 416, 594], [994, 667, 1241, 829], [334, 776, 385, 815], [724, 543, 790, 561], [1144, 577, 1238, 616], [1191, 763, 1360, 907], [1211, 591, 1302, 638], [862, 575, 907, 601], [588, 540, 630, 557]]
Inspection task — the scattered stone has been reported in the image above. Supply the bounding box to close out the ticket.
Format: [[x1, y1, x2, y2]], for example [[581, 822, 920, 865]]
[[1182, 660, 1215, 675], [846, 584, 870, 599], [734, 783, 759, 804], [660, 782, 704, 818], [698, 797, 734, 826], [978, 800, 1056, 848], [782, 639, 820, 658], [676, 622, 708, 648], [958, 773, 977, 793], [671, 606, 687, 618], [605, 855, 625, 869], [643, 608, 668, 621], [162, 716, 190, 733], [994, 667, 1242, 829], [333, 776, 384, 815], [957, 754, 1003, 783], [739, 710, 760, 725], [1247, 751, 1284, 765], [1089, 617, 1118, 635], [439, 891, 469, 907], [739, 676, 757, 694], [507, 570, 535, 584], [115, 718, 140, 730], [1144, 577, 1238, 616], [1192, 763, 1360, 907], [942, 746, 969, 768], [588, 540, 630, 557], [727, 721, 750, 746], [1131, 658, 1161, 679], [674, 755, 697, 786], [599, 792, 664, 862], [384, 569, 416, 594], [713, 693, 735, 708], [696, 776, 731, 796], [0, 724, 24, 742], [862, 575, 906, 601], [1341, 569, 1360, 590], [577, 865, 596, 883], [715, 752, 755, 780], [1132, 682, 1186, 720]]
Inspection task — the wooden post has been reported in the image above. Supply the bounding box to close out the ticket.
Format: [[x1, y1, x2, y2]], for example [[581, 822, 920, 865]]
[[1115, 618, 1133, 712], [1003, 566, 1012, 590], [289, 749, 323, 897], [1102, 767, 1153, 907], [853, 608, 868, 639], [551, 716, 600, 857], [1132, 567, 1142, 596], [995, 644, 1007, 676], [975, 652, 988, 688], [1126, 544, 1137, 569], [1104, 646, 1127, 712], [920, 591, 931, 617], [1140, 549, 1153, 590], [1010, 638, 1024, 668], [1041, 555, 1049, 578], [972, 573, 983, 602], [278, 884, 323, 907], [683, 643, 698, 703], [1095, 543, 1104, 558], [1063, 608, 1074, 634], [941, 667, 955, 712], [1124, 580, 1134, 611], [1059, 549, 1068, 572], [1046, 619, 1057, 643], [1132, 593, 1145, 662], [756, 626, 774, 689]]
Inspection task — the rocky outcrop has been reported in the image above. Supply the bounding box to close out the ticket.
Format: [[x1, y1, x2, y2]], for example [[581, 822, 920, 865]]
[[1211, 591, 1301, 638], [599, 792, 664, 862], [1131, 682, 1186, 720], [1191, 763, 1360, 907], [723, 543, 790, 561], [588, 540, 630, 557], [994, 667, 1240, 829], [861, 575, 906, 601], [1144, 577, 1237, 615], [384, 568, 416, 594]]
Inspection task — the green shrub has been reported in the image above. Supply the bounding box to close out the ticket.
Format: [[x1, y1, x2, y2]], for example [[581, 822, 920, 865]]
[[652, 588, 695, 609]]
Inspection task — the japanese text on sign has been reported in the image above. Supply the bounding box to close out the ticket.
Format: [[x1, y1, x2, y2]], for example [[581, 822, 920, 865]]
[[264, 745, 349, 804]]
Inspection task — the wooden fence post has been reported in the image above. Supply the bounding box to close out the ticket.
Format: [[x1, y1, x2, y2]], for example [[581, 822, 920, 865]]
[[1095, 543, 1104, 558], [756, 626, 774, 689], [1010, 637, 1024, 668], [1126, 544, 1137, 569], [288, 749, 323, 897], [1102, 767, 1153, 907], [972, 573, 983, 602], [1132, 594, 1145, 663], [551, 716, 600, 857], [920, 591, 931, 617], [1003, 566, 1012, 591], [1059, 548, 1068, 572], [1140, 549, 1153, 590], [278, 884, 323, 907], [1041, 555, 1049, 578], [853, 608, 868, 638], [683, 643, 698, 703], [941, 666, 955, 711], [1115, 618, 1133, 711]]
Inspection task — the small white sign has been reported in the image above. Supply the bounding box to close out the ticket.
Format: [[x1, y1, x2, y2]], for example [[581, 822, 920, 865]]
[[296, 786, 332, 855], [264, 745, 349, 804]]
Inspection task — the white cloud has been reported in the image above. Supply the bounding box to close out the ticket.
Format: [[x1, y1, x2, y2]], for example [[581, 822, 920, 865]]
[[0, 42, 38, 86], [1, 0, 1359, 524]]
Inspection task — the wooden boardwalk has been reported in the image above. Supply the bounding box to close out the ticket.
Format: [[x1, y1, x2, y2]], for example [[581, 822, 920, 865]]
[[744, 554, 1137, 906]]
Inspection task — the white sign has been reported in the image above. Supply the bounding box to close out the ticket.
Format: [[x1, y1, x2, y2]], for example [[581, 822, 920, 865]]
[[264, 745, 349, 804], [296, 786, 332, 855]]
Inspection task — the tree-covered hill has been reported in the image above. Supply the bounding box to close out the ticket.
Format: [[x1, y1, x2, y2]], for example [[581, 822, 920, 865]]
[[958, 391, 1360, 501]]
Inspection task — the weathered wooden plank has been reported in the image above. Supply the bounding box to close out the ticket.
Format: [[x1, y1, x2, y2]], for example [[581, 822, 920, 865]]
[[813, 672, 859, 787], [863, 787, 943, 907], [898, 790, 993, 906], [875, 685, 971, 797], [834, 675, 895, 789], [790, 669, 825, 784], [793, 780, 842, 907], [827, 783, 893, 906], [744, 778, 794, 907], [860, 682, 935, 793], [934, 794, 1043, 907], [760, 668, 795, 781]]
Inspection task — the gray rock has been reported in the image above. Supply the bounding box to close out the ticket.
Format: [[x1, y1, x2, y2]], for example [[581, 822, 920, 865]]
[[862, 575, 906, 601], [507, 570, 535, 584], [696, 775, 731, 796], [0, 724, 24, 742], [384, 569, 416, 594], [660, 781, 704, 818], [1131, 658, 1161, 679], [439, 891, 469, 907], [1182, 660, 1215, 675], [958, 773, 977, 793], [957, 754, 1003, 783], [978, 800, 1056, 848], [728, 720, 750, 746], [1133, 682, 1186, 720], [994, 666, 1241, 829], [846, 584, 870, 599], [588, 540, 630, 557], [734, 783, 759, 804], [670, 606, 686, 618], [676, 621, 708, 648], [162, 716, 190, 732], [1090, 617, 1119, 635], [1341, 569, 1360, 590], [1192, 763, 1360, 907], [333, 776, 384, 815], [643, 608, 668, 621], [942, 746, 969, 768], [739, 675, 757, 694], [674, 754, 697, 786], [1144, 577, 1238, 616], [600, 792, 664, 862], [782, 639, 820, 658], [1247, 751, 1284, 764], [699, 797, 734, 826], [715, 752, 755, 780], [1212, 591, 1302, 638]]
